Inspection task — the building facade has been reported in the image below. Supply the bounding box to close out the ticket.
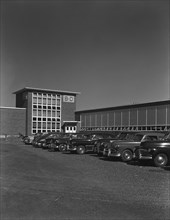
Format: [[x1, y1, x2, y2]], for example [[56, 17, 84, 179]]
[[0, 107, 26, 137], [13, 87, 80, 135], [75, 100, 170, 132]]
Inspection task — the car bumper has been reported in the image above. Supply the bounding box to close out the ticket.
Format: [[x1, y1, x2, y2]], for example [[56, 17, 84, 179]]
[[134, 149, 153, 160], [108, 149, 121, 157], [68, 145, 77, 152]]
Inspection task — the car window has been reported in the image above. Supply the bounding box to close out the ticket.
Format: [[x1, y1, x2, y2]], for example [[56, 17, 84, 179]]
[[162, 133, 170, 140], [126, 133, 136, 140], [143, 136, 152, 141], [149, 136, 158, 141], [118, 133, 128, 140]]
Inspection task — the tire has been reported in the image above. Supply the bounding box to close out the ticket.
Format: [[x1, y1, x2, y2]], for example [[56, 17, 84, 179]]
[[154, 153, 168, 167], [121, 149, 133, 162], [59, 144, 67, 152], [76, 145, 86, 155]]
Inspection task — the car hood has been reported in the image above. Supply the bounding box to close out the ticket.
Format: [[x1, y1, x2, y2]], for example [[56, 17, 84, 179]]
[[140, 140, 170, 149]]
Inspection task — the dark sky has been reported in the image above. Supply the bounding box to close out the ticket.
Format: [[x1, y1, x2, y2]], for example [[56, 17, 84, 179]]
[[1, 0, 169, 110]]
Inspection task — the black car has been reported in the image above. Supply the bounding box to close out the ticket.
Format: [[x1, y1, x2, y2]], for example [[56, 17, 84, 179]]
[[46, 133, 78, 151], [68, 132, 116, 154], [100, 131, 138, 157], [134, 132, 170, 167], [93, 131, 121, 156], [105, 132, 164, 162], [33, 132, 57, 148]]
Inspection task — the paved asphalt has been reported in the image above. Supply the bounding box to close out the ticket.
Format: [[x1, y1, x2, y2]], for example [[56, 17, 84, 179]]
[[1, 140, 170, 220]]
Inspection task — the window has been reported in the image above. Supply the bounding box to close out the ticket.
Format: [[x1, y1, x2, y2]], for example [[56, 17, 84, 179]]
[[52, 99, 56, 105], [43, 122, 46, 128], [47, 111, 51, 117], [52, 111, 55, 117], [47, 98, 51, 105], [43, 110, 46, 117], [43, 98, 46, 105], [38, 110, 41, 116], [38, 97, 42, 104], [38, 122, 41, 128], [33, 122, 36, 128], [33, 97, 37, 104], [52, 123, 55, 129], [57, 99, 60, 105], [33, 109, 37, 116], [47, 122, 51, 129]]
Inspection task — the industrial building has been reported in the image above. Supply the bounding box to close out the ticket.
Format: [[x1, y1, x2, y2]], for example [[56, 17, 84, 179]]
[[0, 87, 169, 137], [75, 100, 170, 132], [0, 87, 80, 136]]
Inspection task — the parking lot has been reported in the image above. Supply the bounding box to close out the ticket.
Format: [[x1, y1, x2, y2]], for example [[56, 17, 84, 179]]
[[1, 140, 170, 220]]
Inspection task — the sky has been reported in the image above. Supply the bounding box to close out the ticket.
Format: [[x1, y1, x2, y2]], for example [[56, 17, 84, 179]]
[[1, 0, 169, 111]]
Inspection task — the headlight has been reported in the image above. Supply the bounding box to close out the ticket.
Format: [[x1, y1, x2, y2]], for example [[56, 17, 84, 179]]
[[148, 148, 156, 152], [104, 143, 108, 148]]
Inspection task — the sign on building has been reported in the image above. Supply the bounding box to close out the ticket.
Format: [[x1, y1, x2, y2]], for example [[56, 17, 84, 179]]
[[63, 95, 75, 103]]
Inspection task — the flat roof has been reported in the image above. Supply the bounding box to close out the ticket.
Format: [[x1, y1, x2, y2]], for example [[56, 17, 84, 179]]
[[75, 100, 170, 113], [13, 87, 81, 95], [0, 106, 26, 110]]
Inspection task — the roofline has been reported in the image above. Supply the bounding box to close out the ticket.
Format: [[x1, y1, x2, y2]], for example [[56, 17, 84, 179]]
[[0, 106, 26, 110], [75, 100, 170, 114], [63, 121, 80, 123], [13, 87, 81, 95]]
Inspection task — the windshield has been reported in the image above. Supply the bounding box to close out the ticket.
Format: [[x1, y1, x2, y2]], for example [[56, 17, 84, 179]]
[[125, 133, 137, 140], [162, 133, 170, 140], [133, 134, 143, 142]]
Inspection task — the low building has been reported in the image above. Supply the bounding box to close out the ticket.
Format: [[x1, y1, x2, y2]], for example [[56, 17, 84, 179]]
[[75, 100, 170, 131]]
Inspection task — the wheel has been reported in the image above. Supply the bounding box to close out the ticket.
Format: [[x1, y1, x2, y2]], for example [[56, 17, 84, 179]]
[[59, 144, 67, 152], [76, 145, 86, 155], [154, 153, 168, 167], [121, 149, 133, 162]]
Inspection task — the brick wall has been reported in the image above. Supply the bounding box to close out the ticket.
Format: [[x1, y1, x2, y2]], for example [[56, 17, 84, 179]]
[[61, 95, 76, 124], [0, 107, 26, 136]]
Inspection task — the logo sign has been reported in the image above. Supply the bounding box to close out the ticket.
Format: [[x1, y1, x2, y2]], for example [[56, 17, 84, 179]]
[[63, 95, 74, 103]]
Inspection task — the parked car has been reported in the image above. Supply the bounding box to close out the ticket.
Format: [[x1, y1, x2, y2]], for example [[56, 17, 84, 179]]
[[33, 132, 56, 148], [23, 135, 35, 145], [93, 131, 121, 156], [102, 131, 138, 156], [134, 132, 170, 167], [57, 133, 87, 152], [18, 133, 28, 142], [68, 132, 116, 154], [46, 133, 73, 151], [32, 132, 47, 146], [106, 132, 165, 162]]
